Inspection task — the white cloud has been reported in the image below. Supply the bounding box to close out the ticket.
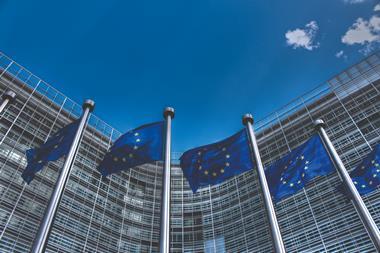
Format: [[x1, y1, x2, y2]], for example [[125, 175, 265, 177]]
[[342, 16, 380, 45], [285, 21, 320, 50], [341, 15, 380, 55], [336, 50, 344, 58], [335, 50, 348, 59], [374, 4, 380, 11], [371, 15, 380, 30], [344, 0, 367, 3]]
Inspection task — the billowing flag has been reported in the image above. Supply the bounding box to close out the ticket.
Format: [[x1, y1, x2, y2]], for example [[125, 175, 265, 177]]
[[266, 134, 334, 202], [180, 130, 253, 193], [350, 144, 380, 195], [22, 120, 80, 184], [98, 121, 164, 176]]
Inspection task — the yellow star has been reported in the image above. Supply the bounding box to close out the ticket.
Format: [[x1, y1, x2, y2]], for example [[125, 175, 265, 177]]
[[129, 154, 134, 158], [289, 183, 294, 187], [136, 139, 141, 142], [134, 132, 139, 136], [204, 170, 209, 175], [212, 172, 217, 177], [220, 169, 224, 173], [113, 157, 118, 162], [225, 162, 230, 167]]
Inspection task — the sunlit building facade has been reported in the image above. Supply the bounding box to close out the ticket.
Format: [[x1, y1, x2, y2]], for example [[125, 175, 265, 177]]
[[0, 51, 379, 252]]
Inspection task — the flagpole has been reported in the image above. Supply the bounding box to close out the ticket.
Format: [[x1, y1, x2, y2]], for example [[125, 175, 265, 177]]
[[314, 119, 380, 251], [0, 90, 16, 114], [243, 114, 286, 253], [31, 99, 95, 253], [159, 107, 174, 253]]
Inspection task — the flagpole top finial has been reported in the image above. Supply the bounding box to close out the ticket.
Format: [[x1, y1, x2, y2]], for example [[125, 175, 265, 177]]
[[3, 90, 16, 102], [242, 114, 254, 125], [163, 107, 175, 119], [83, 99, 95, 112], [314, 119, 326, 129]]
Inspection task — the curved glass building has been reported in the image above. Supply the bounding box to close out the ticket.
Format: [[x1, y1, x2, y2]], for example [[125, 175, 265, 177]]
[[0, 51, 379, 252]]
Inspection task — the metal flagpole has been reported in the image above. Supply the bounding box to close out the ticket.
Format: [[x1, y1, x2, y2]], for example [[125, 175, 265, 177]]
[[159, 107, 174, 253], [31, 99, 95, 253], [0, 90, 16, 114], [314, 119, 380, 251], [243, 114, 286, 253]]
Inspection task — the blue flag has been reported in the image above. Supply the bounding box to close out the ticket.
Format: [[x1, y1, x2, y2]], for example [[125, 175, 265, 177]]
[[265, 134, 334, 202], [180, 130, 253, 193], [98, 121, 164, 176], [350, 143, 380, 195], [22, 120, 80, 184]]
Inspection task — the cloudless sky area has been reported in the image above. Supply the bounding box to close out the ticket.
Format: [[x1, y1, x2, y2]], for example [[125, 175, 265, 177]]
[[0, 0, 378, 152]]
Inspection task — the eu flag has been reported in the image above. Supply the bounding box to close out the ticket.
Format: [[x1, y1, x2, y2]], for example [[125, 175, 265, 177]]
[[350, 143, 380, 195], [265, 134, 334, 202], [22, 120, 80, 184], [180, 130, 253, 193], [98, 121, 164, 176]]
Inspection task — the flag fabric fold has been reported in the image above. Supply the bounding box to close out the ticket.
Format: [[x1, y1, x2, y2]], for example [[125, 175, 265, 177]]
[[265, 134, 334, 202], [180, 129, 253, 193], [22, 120, 80, 184], [98, 121, 164, 176]]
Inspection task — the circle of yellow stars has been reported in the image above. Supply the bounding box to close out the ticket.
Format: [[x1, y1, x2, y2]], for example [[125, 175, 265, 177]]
[[110, 132, 141, 163], [35, 135, 66, 164], [279, 155, 310, 188], [195, 147, 231, 178], [353, 160, 380, 189]]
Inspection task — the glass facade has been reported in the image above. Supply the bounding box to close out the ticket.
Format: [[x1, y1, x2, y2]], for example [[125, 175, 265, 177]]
[[0, 51, 379, 252]]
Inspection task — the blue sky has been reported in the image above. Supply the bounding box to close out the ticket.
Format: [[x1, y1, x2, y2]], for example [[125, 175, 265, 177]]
[[0, 0, 379, 152]]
